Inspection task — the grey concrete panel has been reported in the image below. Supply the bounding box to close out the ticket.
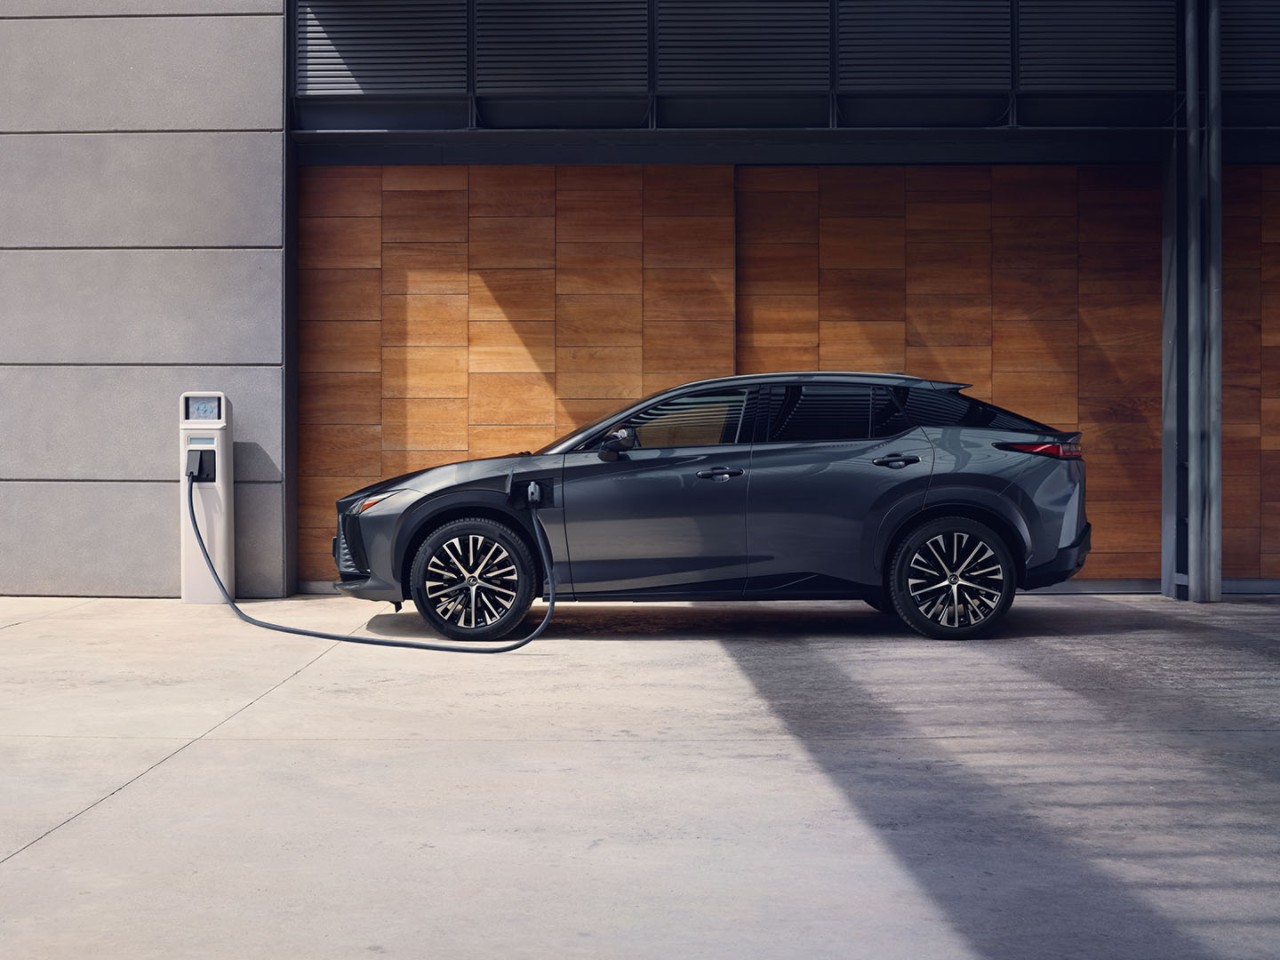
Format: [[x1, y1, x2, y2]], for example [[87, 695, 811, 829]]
[[234, 481, 287, 598], [0, 249, 282, 364], [0, 17, 282, 132], [0, 366, 283, 482], [0, 481, 179, 596], [0, 1, 281, 15], [0, 479, 285, 597], [0, 133, 282, 248]]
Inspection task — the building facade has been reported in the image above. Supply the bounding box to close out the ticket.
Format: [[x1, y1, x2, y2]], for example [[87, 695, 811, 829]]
[[2, 1, 1277, 599]]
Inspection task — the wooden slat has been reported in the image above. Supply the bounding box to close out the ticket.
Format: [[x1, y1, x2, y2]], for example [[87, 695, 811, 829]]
[[556, 396, 630, 432], [468, 269, 555, 321], [381, 346, 468, 398], [820, 217, 906, 270], [1222, 422, 1261, 475], [1262, 191, 1280, 245], [905, 201, 991, 242], [298, 172, 381, 218], [1079, 243, 1161, 295], [556, 295, 643, 345], [556, 242, 643, 295], [298, 321, 381, 373], [820, 269, 906, 322], [643, 218, 735, 268], [906, 296, 992, 346], [1225, 269, 1262, 324], [468, 166, 555, 217], [381, 295, 469, 346], [299, 218, 380, 269], [905, 166, 991, 196], [738, 346, 819, 373], [1078, 294, 1162, 348], [643, 165, 734, 217], [298, 476, 365, 530], [1224, 527, 1261, 578], [1089, 501, 1161, 553], [556, 347, 644, 398], [1266, 502, 1280, 554], [1264, 285, 1280, 345], [1263, 345, 1280, 396], [643, 371, 713, 395], [1224, 317, 1262, 383], [381, 398, 469, 450], [992, 322, 1078, 373], [1262, 244, 1280, 284], [298, 424, 381, 478], [1224, 385, 1261, 424], [737, 296, 819, 347], [819, 166, 905, 217], [382, 243, 468, 294], [298, 526, 339, 582], [555, 191, 642, 242], [468, 217, 555, 268], [381, 190, 468, 243], [1082, 452, 1161, 501], [991, 371, 1078, 426], [737, 191, 819, 244], [738, 244, 819, 296], [555, 165, 643, 193], [382, 166, 468, 191], [820, 321, 907, 372], [1223, 166, 1261, 218], [299, 269, 381, 322], [1264, 452, 1280, 500], [643, 269, 735, 322], [643, 320, 734, 374], [738, 166, 819, 193], [1078, 347, 1161, 398], [298, 372, 381, 425], [468, 321, 555, 373], [469, 373, 555, 425], [992, 269, 1078, 323], [906, 243, 992, 295], [1223, 473, 1262, 529], [1079, 552, 1159, 578], [991, 217, 1078, 269], [1224, 217, 1261, 269], [991, 166, 1078, 218], [469, 425, 557, 460]]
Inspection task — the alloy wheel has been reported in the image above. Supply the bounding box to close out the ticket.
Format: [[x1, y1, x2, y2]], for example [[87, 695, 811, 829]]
[[906, 530, 1006, 630], [425, 533, 520, 630]]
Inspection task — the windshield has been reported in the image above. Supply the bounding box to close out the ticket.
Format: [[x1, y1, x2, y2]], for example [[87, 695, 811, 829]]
[[534, 386, 679, 455]]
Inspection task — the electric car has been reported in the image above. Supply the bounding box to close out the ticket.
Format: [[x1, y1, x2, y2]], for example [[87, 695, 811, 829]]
[[332, 372, 1089, 641]]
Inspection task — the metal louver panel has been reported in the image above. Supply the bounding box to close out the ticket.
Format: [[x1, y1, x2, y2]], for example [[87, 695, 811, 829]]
[[839, 0, 1010, 92], [1223, 0, 1280, 92], [297, 0, 467, 96], [657, 0, 829, 93], [1018, 0, 1176, 92], [476, 0, 648, 94]]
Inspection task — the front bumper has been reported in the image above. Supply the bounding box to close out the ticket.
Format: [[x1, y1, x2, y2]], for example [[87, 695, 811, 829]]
[[1024, 523, 1092, 590]]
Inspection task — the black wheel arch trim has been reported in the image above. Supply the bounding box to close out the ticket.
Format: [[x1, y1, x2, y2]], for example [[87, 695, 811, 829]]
[[879, 494, 1032, 589]]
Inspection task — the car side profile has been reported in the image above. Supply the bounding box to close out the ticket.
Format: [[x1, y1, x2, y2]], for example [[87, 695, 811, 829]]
[[333, 372, 1090, 641]]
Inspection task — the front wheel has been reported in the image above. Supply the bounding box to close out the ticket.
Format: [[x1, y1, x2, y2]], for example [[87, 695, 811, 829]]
[[889, 517, 1016, 640], [409, 517, 537, 641]]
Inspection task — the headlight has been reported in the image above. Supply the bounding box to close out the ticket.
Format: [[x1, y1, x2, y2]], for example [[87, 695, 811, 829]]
[[350, 490, 409, 515]]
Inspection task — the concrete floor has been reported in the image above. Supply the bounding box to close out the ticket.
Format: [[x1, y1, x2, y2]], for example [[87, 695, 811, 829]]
[[0, 593, 1277, 960]]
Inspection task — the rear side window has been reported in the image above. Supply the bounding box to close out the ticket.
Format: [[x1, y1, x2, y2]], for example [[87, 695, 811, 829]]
[[763, 384, 877, 443], [904, 387, 1050, 432]]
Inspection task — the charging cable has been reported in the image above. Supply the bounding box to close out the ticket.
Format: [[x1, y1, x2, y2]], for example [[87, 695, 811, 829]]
[[185, 473, 556, 653]]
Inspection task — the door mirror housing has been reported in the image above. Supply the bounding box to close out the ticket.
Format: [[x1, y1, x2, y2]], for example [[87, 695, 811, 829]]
[[598, 426, 637, 462]]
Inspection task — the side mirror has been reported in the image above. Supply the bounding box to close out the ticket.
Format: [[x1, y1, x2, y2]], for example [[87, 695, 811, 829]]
[[598, 426, 637, 462]]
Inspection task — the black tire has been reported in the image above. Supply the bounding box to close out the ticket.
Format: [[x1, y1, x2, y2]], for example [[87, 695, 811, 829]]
[[888, 517, 1016, 640], [409, 517, 537, 642]]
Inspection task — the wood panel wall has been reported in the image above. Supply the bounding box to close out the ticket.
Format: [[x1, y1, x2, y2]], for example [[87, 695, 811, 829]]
[[736, 165, 1163, 579], [296, 165, 735, 580], [1224, 167, 1280, 579], [297, 162, 1274, 586]]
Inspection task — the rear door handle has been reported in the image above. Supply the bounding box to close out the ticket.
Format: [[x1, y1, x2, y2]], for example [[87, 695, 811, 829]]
[[872, 454, 921, 469], [695, 466, 745, 482]]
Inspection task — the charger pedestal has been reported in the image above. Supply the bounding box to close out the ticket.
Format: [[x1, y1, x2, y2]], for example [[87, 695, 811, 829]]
[[180, 392, 234, 603]]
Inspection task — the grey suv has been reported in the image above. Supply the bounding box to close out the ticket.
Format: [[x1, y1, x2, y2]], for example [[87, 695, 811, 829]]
[[333, 372, 1090, 641]]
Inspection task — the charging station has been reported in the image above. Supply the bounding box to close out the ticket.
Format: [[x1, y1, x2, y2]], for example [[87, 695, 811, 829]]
[[180, 392, 234, 603]]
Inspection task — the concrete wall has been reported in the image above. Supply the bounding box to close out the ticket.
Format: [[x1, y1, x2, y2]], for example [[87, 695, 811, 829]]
[[0, 2, 288, 597]]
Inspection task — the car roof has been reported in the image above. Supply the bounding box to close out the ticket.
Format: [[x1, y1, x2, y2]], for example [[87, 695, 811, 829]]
[[667, 371, 963, 390]]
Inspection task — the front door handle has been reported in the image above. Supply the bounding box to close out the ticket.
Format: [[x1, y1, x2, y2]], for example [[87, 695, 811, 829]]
[[872, 454, 921, 469], [695, 466, 745, 482]]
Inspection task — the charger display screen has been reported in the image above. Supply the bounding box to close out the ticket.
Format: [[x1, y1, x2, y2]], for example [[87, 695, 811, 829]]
[[186, 396, 221, 421]]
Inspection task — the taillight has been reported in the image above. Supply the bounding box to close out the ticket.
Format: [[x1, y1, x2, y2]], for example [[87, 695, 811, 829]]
[[995, 441, 1083, 460]]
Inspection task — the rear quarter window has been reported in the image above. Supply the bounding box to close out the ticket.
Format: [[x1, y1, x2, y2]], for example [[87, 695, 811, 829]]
[[904, 387, 1051, 432]]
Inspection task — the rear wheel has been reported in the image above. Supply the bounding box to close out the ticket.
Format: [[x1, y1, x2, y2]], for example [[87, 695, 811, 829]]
[[409, 517, 536, 641], [889, 517, 1016, 640]]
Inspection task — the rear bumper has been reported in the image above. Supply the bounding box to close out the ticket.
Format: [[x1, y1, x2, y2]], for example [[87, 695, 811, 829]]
[[1024, 523, 1092, 590]]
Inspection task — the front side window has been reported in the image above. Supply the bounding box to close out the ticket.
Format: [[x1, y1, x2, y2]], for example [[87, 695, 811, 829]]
[[620, 388, 750, 448]]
